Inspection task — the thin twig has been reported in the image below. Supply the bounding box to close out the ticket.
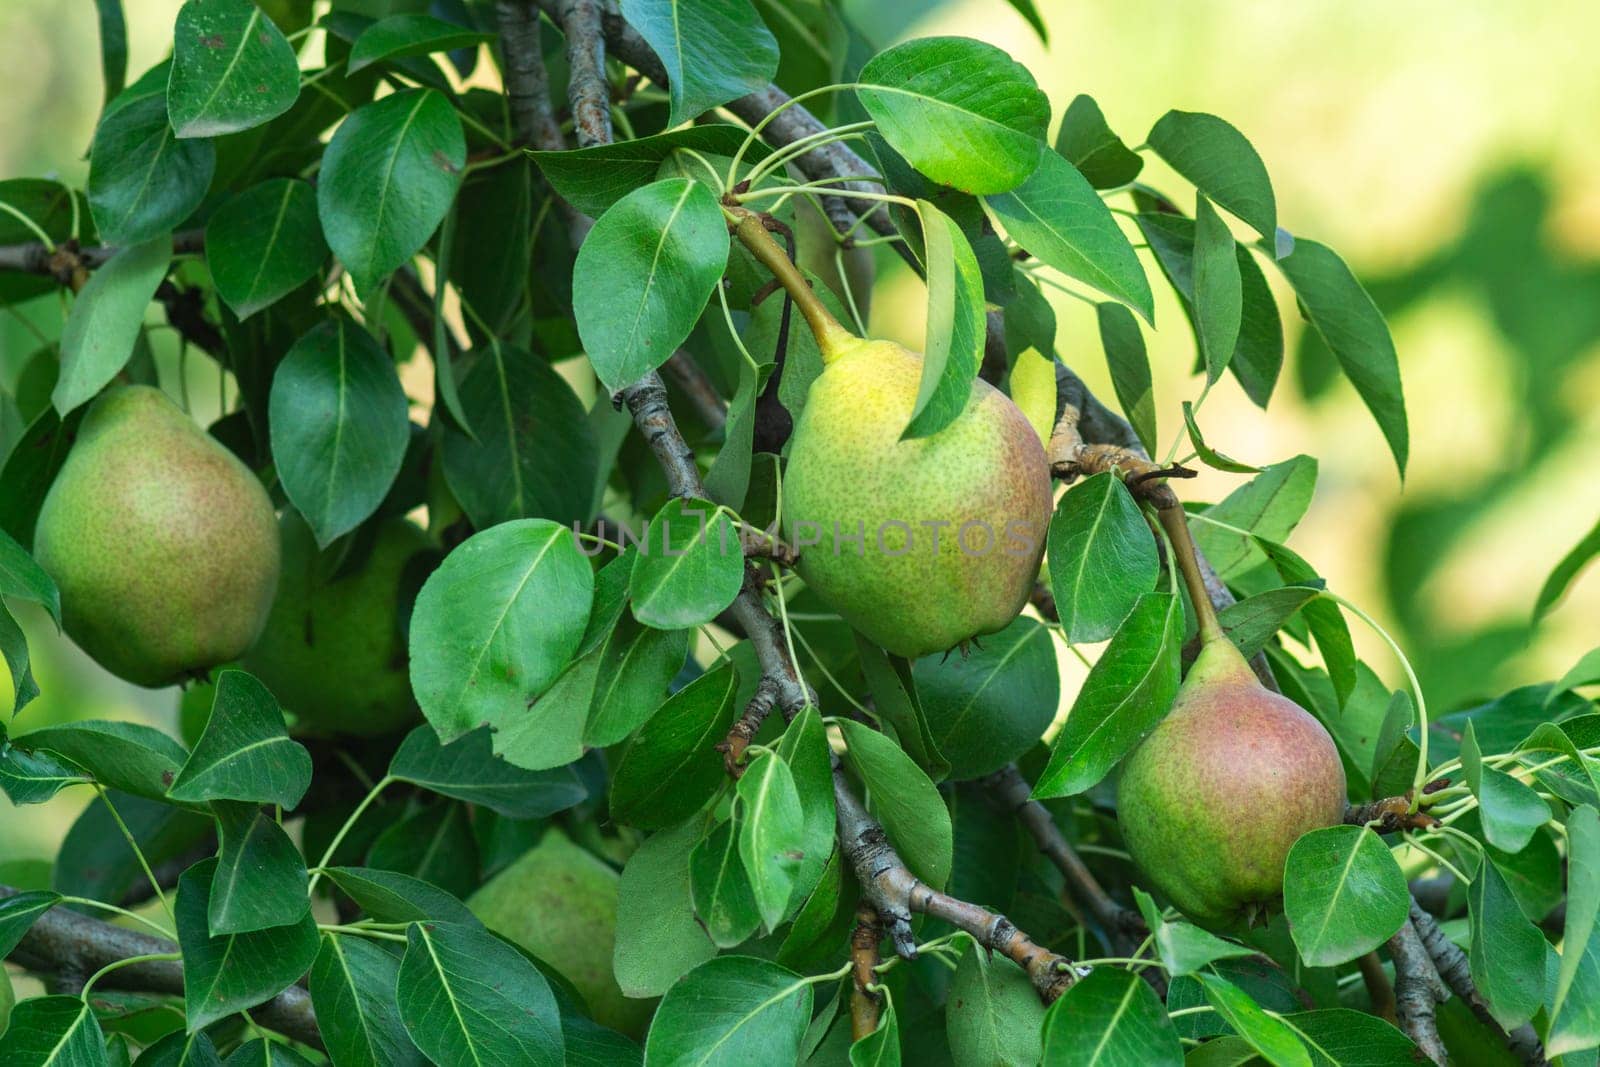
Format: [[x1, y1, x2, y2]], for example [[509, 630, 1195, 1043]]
[[559, 0, 613, 148]]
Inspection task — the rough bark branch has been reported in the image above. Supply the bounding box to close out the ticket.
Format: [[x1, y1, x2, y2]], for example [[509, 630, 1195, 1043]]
[[558, 0, 614, 148], [1386, 918, 1448, 1065], [1410, 901, 1549, 1066], [1, 885, 321, 1049], [849, 904, 883, 1042]]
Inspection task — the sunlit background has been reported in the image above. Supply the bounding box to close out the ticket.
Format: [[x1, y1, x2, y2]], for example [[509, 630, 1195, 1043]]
[[2, 0, 1598, 872]]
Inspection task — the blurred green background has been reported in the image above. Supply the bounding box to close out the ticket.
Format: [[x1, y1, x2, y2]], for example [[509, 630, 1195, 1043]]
[[2, 0, 1598, 865]]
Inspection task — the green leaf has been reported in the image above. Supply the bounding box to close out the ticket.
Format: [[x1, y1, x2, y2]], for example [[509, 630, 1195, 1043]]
[[490, 647, 597, 773], [736, 751, 806, 929], [1461, 720, 1549, 853], [1215, 586, 1321, 660], [1197, 974, 1311, 1067], [689, 817, 761, 947], [1039, 966, 1180, 1066], [0, 744, 91, 804], [615, 823, 717, 998], [837, 718, 953, 889], [1055, 95, 1142, 189], [207, 179, 327, 319], [1551, 806, 1600, 1049], [53, 236, 170, 414], [132, 1030, 223, 1066], [854, 636, 948, 781], [1097, 302, 1157, 455], [1181, 403, 1260, 474], [0, 891, 60, 957], [409, 519, 594, 744], [901, 198, 985, 439], [88, 92, 215, 245], [1189, 455, 1318, 581], [629, 498, 745, 629], [1146, 111, 1277, 242], [1467, 853, 1547, 1030], [317, 89, 465, 289], [310, 932, 426, 1067], [1192, 195, 1242, 381], [269, 316, 410, 546], [1281, 825, 1408, 967], [0, 528, 59, 626], [573, 178, 730, 394], [947, 942, 1045, 1066], [0, 407, 81, 552], [1550, 647, 1600, 703], [396, 920, 564, 1065], [177, 859, 320, 1031], [1275, 239, 1407, 478], [440, 342, 598, 530], [320, 866, 479, 928], [367, 802, 479, 900], [1132, 888, 1255, 977], [167, 670, 312, 809], [610, 662, 740, 829], [1534, 516, 1600, 622], [643, 956, 812, 1067], [584, 617, 690, 747], [912, 616, 1057, 780], [1033, 592, 1181, 798], [219, 1040, 313, 1066], [0, 604, 37, 715], [530, 125, 772, 218], [389, 724, 586, 819], [208, 801, 310, 935], [986, 147, 1153, 321], [856, 36, 1049, 195], [0, 996, 108, 1067], [348, 13, 490, 73], [1275, 1009, 1420, 1067], [1048, 472, 1160, 644], [93, 0, 127, 104], [850, 987, 900, 1067], [772, 707, 837, 909], [53, 790, 211, 906], [168, 0, 300, 137], [619, 0, 779, 126]]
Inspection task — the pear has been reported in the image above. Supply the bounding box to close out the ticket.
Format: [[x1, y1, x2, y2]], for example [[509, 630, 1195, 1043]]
[[243, 512, 433, 737], [1116, 511, 1347, 928], [468, 829, 652, 1038], [33, 386, 279, 687]]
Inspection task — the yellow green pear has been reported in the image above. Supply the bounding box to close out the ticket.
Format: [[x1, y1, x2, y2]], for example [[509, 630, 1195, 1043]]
[[33, 386, 279, 687], [468, 829, 652, 1038], [243, 512, 433, 737], [738, 215, 1052, 659]]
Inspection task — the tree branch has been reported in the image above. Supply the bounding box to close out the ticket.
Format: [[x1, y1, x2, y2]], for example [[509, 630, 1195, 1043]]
[[849, 904, 883, 1041], [1, 885, 321, 1049], [1409, 901, 1549, 1066], [1386, 918, 1447, 1065], [558, 0, 613, 148]]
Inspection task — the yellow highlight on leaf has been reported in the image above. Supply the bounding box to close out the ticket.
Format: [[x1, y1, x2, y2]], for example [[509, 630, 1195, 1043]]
[[1008, 345, 1057, 446]]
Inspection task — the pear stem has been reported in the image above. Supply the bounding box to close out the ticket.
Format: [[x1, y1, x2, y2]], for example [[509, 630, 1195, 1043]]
[[1156, 503, 1224, 645], [730, 210, 857, 362]]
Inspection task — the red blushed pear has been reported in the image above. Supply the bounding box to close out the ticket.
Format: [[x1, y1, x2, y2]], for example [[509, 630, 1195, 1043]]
[[1116, 507, 1347, 929], [732, 213, 1053, 660]]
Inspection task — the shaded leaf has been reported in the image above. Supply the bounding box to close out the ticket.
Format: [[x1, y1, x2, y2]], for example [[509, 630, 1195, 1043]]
[[167, 670, 312, 809], [207, 179, 327, 319], [88, 93, 214, 245], [388, 724, 587, 819], [208, 801, 310, 934], [619, 0, 779, 127]]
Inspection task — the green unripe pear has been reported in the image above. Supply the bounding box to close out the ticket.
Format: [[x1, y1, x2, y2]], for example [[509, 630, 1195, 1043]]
[[1117, 634, 1347, 929], [468, 829, 651, 1038], [33, 386, 279, 687], [794, 196, 874, 324], [243, 512, 433, 737]]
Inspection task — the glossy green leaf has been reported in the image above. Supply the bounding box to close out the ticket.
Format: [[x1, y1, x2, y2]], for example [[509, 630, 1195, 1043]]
[[1276, 1009, 1419, 1067], [1034, 592, 1181, 798], [269, 316, 410, 546], [1282, 825, 1408, 967], [772, 707, 836, 920], [389, 724, 586, 819], [396, 920, 564, 1065], [168, 0, 300, 137], [948, 942, 1045, 1066], [0, 996, 108, 1067], [615, 823, 716, 998], [1146, 111, 1277, 242], [348, 14, 490, 73], [409, 519, 594, 743], [1097, 302, 1157, 455], [317, 89, 465, 289], [530, 125, 771, 218], [1039, 966, 1180, 1066], [1048, 472, 1160, 644], [902, 198, 986, 440], [644, 956, 812, 1067], [441, 342, 598, 529], [53, 235, 170, 414], [629, 498, 745, 629], [0, 604, 38, 715], [1215, 586, 1321, 660], [736, 750, 806, 929], [856, 36, 1049, 195], [1461, 720, 1549, 853], [1132, 888, 1256, 977], [88, 93, 214, 245], [132, 1030, 223, 1066], [310, 932, 427, 1067], [1192, 194, 1242, 381], [219, 1040, 313, 1066], [1467, 854, 1547, 1030], [0, 528, 59, 625], [837, 718, 953, 888], [177, 859, 320, 1031], [167, 670, 312, 809], [0, 890, 60, 957], [93, 0, 127, 104], [1551, 806, 1600, 1050], [209, 800, 310, 935], [987, 147, 1153, 321], [584, 616, 690, 747], [619, 0, 779, 126], [1189, 455, 1317, 581], [0, 743, 90, 804], [912, 616, 1057, 780], [1056, 95, 1142, 189], [1276, 239, 1407, 478], [1197, 974, 1311, 1067], [689, 819, 761, 947], [207, 179, 326, 319], [320, 866, 480, 928], [490, 646, 596, 773], [573, 178, 730, 393], [610, 662, 740, 829]]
